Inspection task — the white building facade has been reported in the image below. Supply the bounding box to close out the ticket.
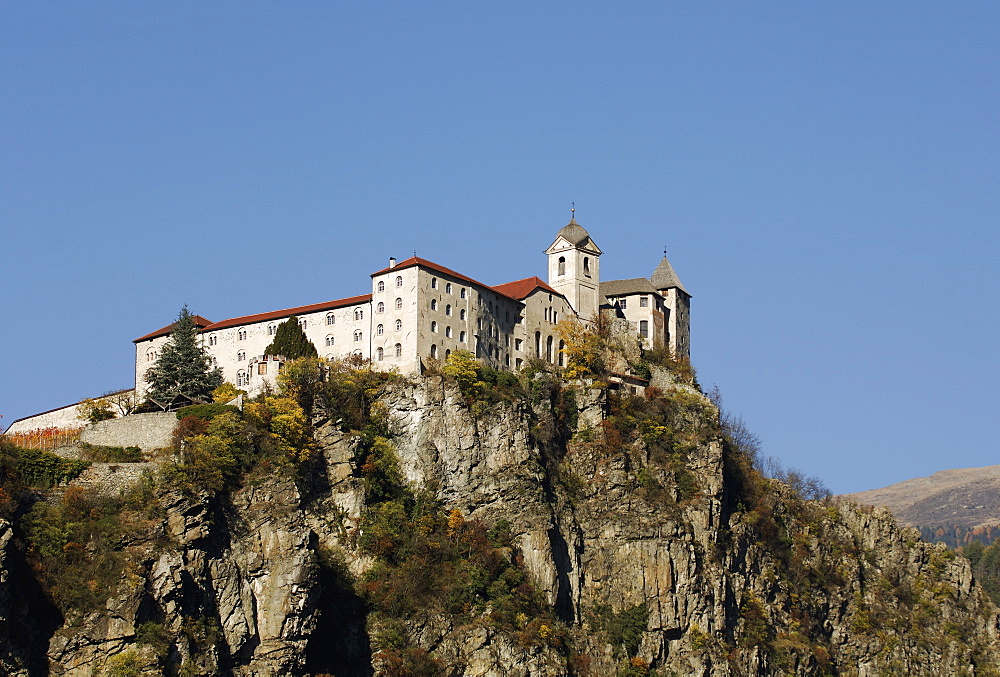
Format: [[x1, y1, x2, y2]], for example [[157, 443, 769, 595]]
[[133, 220, 691, 397]]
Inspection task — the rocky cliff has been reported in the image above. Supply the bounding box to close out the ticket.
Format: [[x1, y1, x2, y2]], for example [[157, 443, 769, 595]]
[[1, 369, 998, 676]]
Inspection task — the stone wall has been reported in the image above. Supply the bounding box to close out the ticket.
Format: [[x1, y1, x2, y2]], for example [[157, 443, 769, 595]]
[[80, 412, 176, 451], [72, 462, 156, 496]]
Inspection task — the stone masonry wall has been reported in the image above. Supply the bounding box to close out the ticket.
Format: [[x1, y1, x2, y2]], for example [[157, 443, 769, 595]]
[[80, 412, 176, 451]]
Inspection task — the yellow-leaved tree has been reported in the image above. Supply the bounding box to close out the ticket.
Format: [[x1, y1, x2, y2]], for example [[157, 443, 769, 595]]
[[554, 320, 605, 378]]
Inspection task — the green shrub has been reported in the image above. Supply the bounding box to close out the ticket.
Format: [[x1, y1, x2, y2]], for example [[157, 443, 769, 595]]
[[77, 442, 143, 463], [12, 447, 89, 487], [175, 403, 239, 421], [592, 603, 649, 657], [20, 482, 164, 616]]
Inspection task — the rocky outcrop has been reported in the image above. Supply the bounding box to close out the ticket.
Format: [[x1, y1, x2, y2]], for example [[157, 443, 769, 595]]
[[6, 375, 999, 675]]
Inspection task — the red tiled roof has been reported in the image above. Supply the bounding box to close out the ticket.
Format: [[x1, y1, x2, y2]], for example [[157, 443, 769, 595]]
[[133, 315, 214, 343], [371, 256, 519, 301], [132, 295, 372, 343], [491, 276, 561, 300], [202, 294, 372, 332]]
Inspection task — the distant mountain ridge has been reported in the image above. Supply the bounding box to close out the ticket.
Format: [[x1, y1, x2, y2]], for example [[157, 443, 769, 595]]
[[841, 465, 1000, 536]]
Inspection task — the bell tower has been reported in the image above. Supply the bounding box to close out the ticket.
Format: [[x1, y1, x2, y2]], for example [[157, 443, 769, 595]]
[[545, 217, 602, 320]]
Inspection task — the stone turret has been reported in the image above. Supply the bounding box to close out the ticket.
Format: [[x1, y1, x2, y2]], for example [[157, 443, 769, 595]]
[[545, 218, 602, 320], [650, 252, 691, 359]]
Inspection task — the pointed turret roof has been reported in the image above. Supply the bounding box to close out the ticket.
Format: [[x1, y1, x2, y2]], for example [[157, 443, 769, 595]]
[[650, 255, 688, 294]]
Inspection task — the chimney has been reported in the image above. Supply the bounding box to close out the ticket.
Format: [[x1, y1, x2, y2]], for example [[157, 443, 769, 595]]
[[389, 257, 396, 269]]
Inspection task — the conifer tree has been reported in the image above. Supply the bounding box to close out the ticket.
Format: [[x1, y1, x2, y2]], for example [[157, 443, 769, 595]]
[[264, 315, 318, 360], [145, 306, 223, 403]]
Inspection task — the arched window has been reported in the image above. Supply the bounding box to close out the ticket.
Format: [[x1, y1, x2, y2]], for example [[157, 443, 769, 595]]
[[395, 343, 402, 357], [546, 336, 553, 363], [446, 283, 452, 294], [460, 331, 466, 343], [460, 287, 467, 299], [558, 256, 566, 275], [354, 330, 362, 342], [431, 299, 437, 311], [327, 313, 335, 325], [354, 308, 363, 320], [377, 302, 385, 313], [535, 331, 541, 357], [558, 340, 566, 367], [377, 324, 384, 335], [326, 336, 335, 346], [430, 344, 438, 358], [431, 277, 438, 289], [583, 257, 590, 275], [377, 347, 384, 361], [553, 312, 558, 323], [210, 356, 218, 366], [445, 326, 452, 338], [431, 321, 437, 333], [446, 349, 451, 359], [445, 304, 451, 316], [238, 329, 247, 340], [208, 334, 217, 346], [146, 350, 155, 362], [237, 350, 245, 361], [299, 319, 307, 329], [395, 319, 402, 331], [396, 276, 403, 287], [395, 297, 403, 310], [237, 370, 247, 387], [378, 280, 385, 292], [460, 309, 466, 320]]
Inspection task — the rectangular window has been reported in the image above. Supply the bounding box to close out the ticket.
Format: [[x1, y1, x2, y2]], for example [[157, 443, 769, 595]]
[[640, 296, 649, 307], [258, 362, 268, 375], [619, 298, 627, 309], [639, 320, 649, 338]]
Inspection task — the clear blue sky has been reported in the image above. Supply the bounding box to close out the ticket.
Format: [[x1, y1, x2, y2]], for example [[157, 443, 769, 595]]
[[2, 3, 997, 494]]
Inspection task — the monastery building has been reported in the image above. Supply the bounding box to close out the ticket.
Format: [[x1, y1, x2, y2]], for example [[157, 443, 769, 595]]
[[132, 219, 690, 397]]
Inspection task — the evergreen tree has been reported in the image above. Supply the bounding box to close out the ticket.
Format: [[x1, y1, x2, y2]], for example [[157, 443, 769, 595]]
[[264, 316, 318, 360], [145, 306, 223, 403]]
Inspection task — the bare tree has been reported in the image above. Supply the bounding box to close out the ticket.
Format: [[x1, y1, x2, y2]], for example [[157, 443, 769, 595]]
[[103, 389, 138, 417]]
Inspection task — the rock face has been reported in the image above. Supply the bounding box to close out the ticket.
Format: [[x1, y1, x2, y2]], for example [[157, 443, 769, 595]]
[[3, 374, 999, 675]]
